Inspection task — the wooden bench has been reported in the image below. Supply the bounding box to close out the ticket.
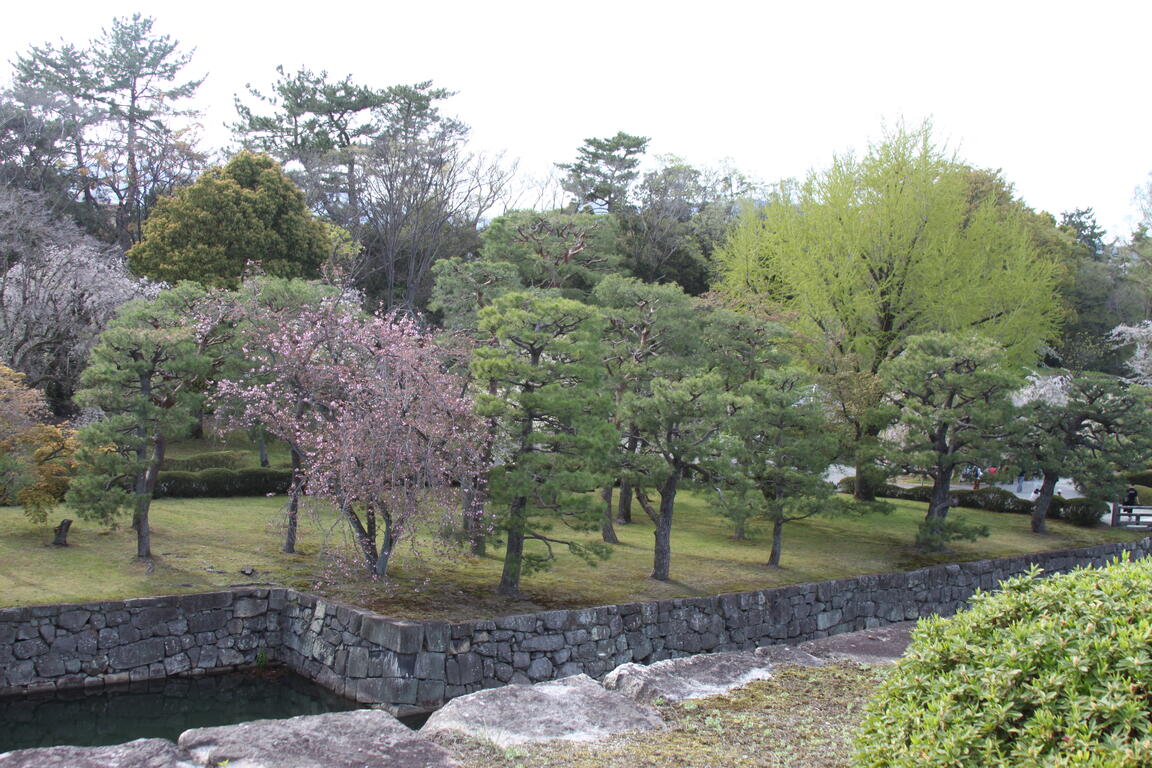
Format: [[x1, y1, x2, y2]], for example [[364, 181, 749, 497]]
[[1110, 503, 1152, 528]]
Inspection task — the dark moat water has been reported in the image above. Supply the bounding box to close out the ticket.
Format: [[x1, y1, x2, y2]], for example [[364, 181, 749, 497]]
[[0, 667, 363, 753]]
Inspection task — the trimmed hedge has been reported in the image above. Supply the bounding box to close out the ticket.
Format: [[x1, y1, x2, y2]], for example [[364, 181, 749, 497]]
[[836, 476, 1090, 521], [1126, 469, 1152, 486], [152, 467, 293, 498], [1061, 498, 1108, 527], [856, 555, 1152, 766], [160, 451, 247, 472], [952, 486, 1034, 515]]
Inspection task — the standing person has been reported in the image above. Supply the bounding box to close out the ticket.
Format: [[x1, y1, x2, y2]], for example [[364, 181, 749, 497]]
[[1016, 471, 1026, 493], [1124, 485, 1139, 510]]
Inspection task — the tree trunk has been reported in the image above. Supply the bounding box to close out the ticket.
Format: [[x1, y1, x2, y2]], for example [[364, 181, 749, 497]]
[[636, 473, 679, 582], [373, 510, 394, 579], [461, 474, 486, 556], [283, 446, 303, 554], [464, 377, 500, 556], [257, 434, 269, 468], [189, 409, 204, 439], [341, 501, 379, 574], [600, 484, 619, 544], [852, 429, 886, 501], [617, 477, 634, 524], [133, 432, 166, 560], [498, 391, 536, 596], [732, 516, 746, 541], [52, 519, 72, 546], [853, 459, 884, 502], [1031, 470, 1060, 534], [767, 516, 785, 567], [926, 472, 953, 521], [497, 496, 528, 595], [616, 428, 639, 524], [124, 91, 141, 247]]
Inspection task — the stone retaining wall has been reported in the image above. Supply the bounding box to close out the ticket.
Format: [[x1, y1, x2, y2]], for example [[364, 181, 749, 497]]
[[3, 538, 1150, 709], [0, 590, 282, 697]]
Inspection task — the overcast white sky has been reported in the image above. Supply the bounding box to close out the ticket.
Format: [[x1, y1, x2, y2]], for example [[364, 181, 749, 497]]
[[3, 0, 1150, 238]]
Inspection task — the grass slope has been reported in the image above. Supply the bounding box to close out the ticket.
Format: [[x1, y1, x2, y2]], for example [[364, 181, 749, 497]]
[[0, 489, 1141, 618]]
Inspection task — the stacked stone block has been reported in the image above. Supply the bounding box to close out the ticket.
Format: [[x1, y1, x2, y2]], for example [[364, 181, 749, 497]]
[[0, 589, 280, 697]]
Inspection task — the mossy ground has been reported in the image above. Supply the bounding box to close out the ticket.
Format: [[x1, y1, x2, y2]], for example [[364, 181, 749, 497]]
[[433, 664, 884, 768], [0, 490, 1141, 616], [0, 434, 1142, 616]]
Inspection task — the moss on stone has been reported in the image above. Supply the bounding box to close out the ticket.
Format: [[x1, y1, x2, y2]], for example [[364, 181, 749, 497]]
[[436, 663, 884, 768]]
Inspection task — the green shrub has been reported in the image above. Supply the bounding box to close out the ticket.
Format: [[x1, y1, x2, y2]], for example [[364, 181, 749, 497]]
[[915, 514, 989, 551], [1060, 498, 1107, 527], [161, 451, 247, 472], [855, 555, 1152, 767], [1126, 469, 1152, 486], [834, 477, 935, 503], [153, 467, 293, 498], [847, 477, 1072, 519], [883, 484, 935, 504], [952, 486, 1034, 515]]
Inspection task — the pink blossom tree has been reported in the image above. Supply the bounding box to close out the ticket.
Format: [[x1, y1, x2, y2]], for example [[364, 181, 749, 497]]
[[213, 281, 484, 577]]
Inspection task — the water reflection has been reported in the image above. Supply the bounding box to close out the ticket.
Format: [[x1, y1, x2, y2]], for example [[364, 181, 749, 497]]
[[0, 667, 362, 752]]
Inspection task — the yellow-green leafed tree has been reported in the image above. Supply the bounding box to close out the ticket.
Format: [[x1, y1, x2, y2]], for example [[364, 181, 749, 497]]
[[128, 152, 328, 289], [716, 123, 1061, 499]]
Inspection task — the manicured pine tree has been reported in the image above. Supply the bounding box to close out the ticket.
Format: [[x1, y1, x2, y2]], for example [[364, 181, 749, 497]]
[[1010, 372, 1152, 533], [710, 368, 849, 567], [591, 274, 697, 540], [66, 282, 219, 559], [881, 332, 1022, 549], [471, 292, 615, 596]]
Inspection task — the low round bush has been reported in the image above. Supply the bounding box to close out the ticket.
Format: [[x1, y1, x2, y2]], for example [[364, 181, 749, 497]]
[[883, 484, 934, 504], [1060, 498, 1107, 527], [839, 476, 1064, 518], [1126, 469, 1152, 487], [952, 486, 1034, 515], [855, 555, 1152, 767]]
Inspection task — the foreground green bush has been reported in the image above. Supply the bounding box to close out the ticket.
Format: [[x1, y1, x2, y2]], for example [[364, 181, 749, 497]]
[[855, 555, 1152, 767]]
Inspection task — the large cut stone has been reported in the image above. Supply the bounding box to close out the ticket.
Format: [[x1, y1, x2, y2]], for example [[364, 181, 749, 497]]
[[788, 621, 915, 665], [178, 709, 456, 768], [421, 673, 663, 747], [602, 651, 778, 703], [0, 738, 196, 768]]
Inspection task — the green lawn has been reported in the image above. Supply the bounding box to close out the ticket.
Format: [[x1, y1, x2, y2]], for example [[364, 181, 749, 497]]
[[1, 489, 1143, 619], [163, 431, 293, 467]]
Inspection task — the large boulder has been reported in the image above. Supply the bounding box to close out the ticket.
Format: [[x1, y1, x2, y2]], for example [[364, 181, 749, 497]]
[[0, 738, 196, 768], [421, 674, 663, 747], [603, 651, 781, 704], [788, 621, 915, 665], [178, 709, 456, 768]]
